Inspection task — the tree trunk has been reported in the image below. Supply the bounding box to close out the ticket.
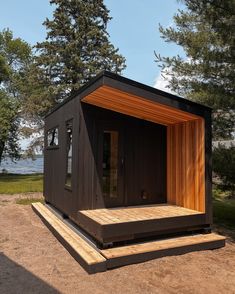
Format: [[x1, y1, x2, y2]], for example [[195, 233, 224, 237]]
[[0, 140, 5, 165]]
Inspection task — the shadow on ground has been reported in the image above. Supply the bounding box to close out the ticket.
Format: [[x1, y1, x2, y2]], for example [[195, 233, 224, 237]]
[[213, 225, 235, 243], [0, 253, 59, 294]]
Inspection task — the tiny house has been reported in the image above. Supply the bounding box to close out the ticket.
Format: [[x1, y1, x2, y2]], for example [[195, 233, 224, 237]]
[[44, 71, 212, 247]]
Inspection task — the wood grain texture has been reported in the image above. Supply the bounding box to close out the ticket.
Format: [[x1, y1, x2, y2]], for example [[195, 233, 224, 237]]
[[167, 119, 205, 212], [79, 204, 202, 225], [82, 86, 206, 213], [82, 85, 200, 126], [101, 233, 225, 269], [32, 202, 107, 274], [32, 202, 224, 274], [77, 204, 206, 244]]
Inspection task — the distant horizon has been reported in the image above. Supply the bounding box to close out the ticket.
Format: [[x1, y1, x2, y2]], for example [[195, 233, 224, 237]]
[[1, 154, 43, 160], [0, 155, 43, 174]]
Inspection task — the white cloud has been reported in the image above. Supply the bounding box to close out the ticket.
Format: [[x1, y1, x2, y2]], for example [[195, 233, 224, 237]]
[[153, 72, 176, 95], [153, 56, 192, 95]]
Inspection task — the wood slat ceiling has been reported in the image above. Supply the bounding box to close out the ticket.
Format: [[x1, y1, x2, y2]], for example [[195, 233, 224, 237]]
[[82, 85, 200, 126]]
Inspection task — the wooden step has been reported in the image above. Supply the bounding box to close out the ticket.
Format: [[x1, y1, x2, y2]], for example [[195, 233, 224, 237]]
[[101, 233, 226, 269], [32, 203, 225, 274], [77, 204, 205, 244], [31, 203, 106, 274]]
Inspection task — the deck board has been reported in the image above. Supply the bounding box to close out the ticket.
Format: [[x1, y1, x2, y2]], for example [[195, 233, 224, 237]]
[[32, 203, 107, 273], [101, 233, 225, 269], [77, 204, 206, 243], [79, 204, 203, 225], [32, 202, 225, 274]]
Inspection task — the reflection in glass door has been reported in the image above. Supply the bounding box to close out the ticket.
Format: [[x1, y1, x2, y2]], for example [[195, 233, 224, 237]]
[[102, 130, 119, 199], [65, 120, 73, 187]]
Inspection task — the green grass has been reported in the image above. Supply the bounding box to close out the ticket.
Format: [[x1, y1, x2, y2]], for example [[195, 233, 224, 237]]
[[213, 188, 235, 230], [16, 198, 44, 205], [0, 173, 43, 194]]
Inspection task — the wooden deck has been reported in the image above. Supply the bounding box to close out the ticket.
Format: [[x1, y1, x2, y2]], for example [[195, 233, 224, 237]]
[[32, 203, 106, 274], [79, 204, 202, 224], [32, 202, 225, 274], [77, 204, 206, 244]]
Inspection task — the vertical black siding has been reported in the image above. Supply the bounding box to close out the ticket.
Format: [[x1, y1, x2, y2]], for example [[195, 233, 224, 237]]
[[204, 110, 212, 225], [124, 120, 166, 206], [44, 96, 80, 218], [78, 104, 167, 208]]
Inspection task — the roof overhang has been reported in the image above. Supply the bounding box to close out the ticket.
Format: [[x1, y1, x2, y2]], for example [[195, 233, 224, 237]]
[[81, 72, 208, 126], [46, 71, 211, 121]]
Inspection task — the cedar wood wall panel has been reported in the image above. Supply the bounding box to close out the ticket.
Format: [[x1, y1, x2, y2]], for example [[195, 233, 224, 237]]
[[167, 119, 205, 212], [82, 85, 200, 126]]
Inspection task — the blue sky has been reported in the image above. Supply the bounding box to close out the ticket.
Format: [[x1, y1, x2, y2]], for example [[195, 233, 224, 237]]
[[0, 0, 185, 88], [0, 0, 186, 150]]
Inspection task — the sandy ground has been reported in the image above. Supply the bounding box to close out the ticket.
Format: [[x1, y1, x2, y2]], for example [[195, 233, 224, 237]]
[[0, 193, 235, 294]]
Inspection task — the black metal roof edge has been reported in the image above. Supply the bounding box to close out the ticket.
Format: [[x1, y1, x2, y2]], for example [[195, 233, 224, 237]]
[[45, 70, 212, 118], [44, 70, 105, 118], [102, 71, 212, 111]]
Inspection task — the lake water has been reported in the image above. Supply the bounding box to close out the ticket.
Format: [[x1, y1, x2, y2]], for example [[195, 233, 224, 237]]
[[0, 157, 43, 174]]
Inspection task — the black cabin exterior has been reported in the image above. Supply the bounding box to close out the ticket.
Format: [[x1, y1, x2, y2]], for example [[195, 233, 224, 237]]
[[44, 71, 212, 246]]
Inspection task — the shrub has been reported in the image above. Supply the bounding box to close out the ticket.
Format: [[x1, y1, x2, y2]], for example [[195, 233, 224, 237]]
[[213, 145, 235, 196]]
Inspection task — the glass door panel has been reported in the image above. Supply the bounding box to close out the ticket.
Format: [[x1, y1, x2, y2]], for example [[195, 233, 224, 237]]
[[102, 131, 119, 199]]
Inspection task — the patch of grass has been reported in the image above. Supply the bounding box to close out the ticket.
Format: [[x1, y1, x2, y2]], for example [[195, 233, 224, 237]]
[[0, 173, 43, 194], [16, 198, 44, 205], [213, 187, 231, 200], [213, 188, 235, 230]]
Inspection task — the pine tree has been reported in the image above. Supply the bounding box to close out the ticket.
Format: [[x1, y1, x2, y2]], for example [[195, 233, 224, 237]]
[[35, 0, 126, 101], [155, 0, 235, 139]]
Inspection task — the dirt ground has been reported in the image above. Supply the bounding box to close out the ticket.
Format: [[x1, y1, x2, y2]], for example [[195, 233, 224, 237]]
[[0, 193, 235, 294]]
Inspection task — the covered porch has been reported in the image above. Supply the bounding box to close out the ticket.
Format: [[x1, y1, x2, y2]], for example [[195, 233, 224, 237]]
[[81, 79, 206, 214], [77, 73, 210, 245]]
